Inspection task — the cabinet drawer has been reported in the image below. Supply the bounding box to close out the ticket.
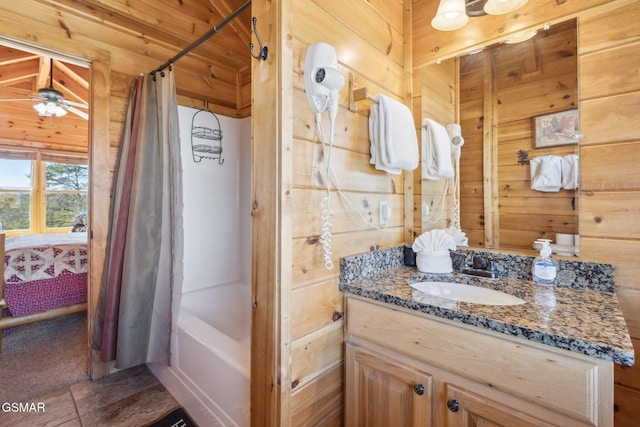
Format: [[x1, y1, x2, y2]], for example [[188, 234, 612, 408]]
[[346, 297, 613, 425]]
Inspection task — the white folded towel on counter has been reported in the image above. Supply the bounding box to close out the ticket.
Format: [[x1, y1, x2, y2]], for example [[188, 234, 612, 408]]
[[530, 155, 563, 192], [561, 154, 579, 190], [422, 118, 454, 180], [412, 228, 457, 253], [444, 226, 468, 247], [368, 94, 419, 174]]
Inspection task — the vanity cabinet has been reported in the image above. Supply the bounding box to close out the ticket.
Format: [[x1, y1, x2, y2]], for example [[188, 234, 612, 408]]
[[344, 296, 614, 426], [346, 343, 432, 426]]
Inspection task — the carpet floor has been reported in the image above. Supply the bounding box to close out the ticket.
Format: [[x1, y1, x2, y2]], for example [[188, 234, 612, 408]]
[[0, 311, 89, 402]]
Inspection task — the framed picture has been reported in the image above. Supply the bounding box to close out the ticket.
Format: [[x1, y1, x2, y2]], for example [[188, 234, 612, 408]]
[[534, 109, 579, 148]]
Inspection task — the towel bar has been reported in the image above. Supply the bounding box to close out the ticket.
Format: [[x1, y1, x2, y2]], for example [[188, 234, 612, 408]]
[[348, 73, 379, 112], [353, 87, 378, 103]]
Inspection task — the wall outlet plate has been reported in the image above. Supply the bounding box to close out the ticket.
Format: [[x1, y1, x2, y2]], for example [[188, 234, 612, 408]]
[[380, 201, 391, 225]]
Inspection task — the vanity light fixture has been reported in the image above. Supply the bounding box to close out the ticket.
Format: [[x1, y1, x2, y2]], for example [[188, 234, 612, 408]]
[[483, 0, 528, 15], [431, 0, 529, 31], [503, 23, 549, 44], [431, 0, 469, 31], [503, 29, 538, 44]]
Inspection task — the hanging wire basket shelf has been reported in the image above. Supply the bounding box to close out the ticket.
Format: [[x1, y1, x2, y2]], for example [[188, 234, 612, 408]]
[[191, 109, 224, 165]]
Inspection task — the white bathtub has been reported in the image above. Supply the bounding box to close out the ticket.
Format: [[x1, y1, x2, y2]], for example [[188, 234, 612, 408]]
[[150, 282, 251, 427]]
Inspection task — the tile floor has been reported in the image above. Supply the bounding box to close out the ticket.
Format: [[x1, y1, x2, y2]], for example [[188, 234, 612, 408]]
[[0, 365, 183, 427]]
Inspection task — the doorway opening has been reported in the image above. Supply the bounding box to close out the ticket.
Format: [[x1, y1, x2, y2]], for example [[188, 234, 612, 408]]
[[0, 39, 91, 400]]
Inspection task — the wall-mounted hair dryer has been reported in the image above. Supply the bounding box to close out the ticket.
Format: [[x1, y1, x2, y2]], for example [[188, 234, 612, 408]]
[[447, 123, 465, 161], [304, 42, 344, 143], [304, 43, 345, 270]]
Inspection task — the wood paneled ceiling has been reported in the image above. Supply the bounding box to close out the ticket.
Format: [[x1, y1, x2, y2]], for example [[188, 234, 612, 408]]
[[0, 47, 90, 153], [0, 0, 252, 153]]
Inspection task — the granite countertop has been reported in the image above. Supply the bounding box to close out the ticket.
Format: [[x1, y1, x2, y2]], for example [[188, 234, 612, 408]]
[[340, 265, 635, 366]]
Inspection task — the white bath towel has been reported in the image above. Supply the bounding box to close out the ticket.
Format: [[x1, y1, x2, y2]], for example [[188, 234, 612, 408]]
[[530, 155, 563, 192], [561, 154, 579, 190], [422, 118, 454, 180], [368, 95, 419, 174]]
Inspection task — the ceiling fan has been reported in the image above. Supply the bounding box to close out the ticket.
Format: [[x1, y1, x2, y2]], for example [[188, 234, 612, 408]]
[[0, 58, 88, 120]]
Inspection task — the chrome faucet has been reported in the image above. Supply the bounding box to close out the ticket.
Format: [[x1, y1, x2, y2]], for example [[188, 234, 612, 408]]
[[460, 253, 501, 279]]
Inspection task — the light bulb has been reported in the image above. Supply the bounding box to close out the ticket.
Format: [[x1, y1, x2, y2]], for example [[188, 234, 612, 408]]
[[45, 102, 58, 114]]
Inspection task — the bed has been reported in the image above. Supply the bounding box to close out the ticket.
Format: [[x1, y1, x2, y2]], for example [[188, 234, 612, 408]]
[[0, 232, 88, 351]]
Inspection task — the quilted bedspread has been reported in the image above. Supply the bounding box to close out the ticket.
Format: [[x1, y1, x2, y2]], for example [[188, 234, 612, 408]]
[[3, 233, 88, 318]]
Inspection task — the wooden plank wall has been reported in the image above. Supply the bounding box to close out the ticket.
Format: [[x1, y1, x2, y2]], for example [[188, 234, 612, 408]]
[[415, 60, 458, 237], [457, 20, 579, 252], [249, 0, 281, 424], [578, 2, 640, 424], [495, 20, 578, 251], [281, 1, 410, 424], [413, 0, 640, 424], [458, 54, 487, 248]]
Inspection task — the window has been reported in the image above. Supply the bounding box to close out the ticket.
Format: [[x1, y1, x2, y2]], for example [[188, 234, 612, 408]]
[[0, 152, 88, 234], [0, 158, 32, 232], [44, 161, 88, 229]]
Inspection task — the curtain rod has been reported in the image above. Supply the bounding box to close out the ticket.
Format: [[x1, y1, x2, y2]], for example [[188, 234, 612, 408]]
[[151, 0, 252, 75]]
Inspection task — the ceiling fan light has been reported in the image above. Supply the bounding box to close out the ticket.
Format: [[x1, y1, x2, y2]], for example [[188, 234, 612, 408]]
[[54, 106, 67, 117], [45, 101, 58, 114], [432, 0, 469, 31], [33, 102, 48, 115], [484, 0, 528, 15]]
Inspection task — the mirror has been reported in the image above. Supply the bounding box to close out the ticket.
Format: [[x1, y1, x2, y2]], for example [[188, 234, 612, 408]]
[[420, 19, 579, 256]]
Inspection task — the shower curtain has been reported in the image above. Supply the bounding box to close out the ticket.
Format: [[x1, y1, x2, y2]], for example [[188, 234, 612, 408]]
[[93, 69, 183, 369]]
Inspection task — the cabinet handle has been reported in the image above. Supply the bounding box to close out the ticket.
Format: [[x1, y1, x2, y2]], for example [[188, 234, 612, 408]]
[[447, 399, 459, 412], [413, 384, 425, 396]]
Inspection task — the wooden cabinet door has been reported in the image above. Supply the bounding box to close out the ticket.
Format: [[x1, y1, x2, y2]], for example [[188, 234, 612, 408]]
[[443, 384, 553, 427], [346, 343, 433, 427]]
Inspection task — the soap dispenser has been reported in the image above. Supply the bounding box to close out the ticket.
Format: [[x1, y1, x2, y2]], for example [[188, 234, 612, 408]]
[[532, 239, 558, 285]]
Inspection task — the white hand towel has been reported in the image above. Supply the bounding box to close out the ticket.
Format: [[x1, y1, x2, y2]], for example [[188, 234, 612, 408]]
[[369, 101, 401, 174], [368, 95, 419, 174], [378, 95, 419, 171], [561, 154, 579, 190], [422, 118, 454, 180], [530, 155, 563, 192]]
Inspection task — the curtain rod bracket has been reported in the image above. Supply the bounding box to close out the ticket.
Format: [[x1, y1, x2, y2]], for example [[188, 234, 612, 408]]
[[249, 17, 268, 61]]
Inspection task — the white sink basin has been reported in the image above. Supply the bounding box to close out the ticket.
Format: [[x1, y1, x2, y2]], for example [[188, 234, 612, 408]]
[[409, 281, 526, 306]]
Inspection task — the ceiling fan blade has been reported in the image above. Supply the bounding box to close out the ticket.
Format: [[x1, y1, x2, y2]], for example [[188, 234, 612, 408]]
[[0, 97, 42, 102], [63, 99, 88, 109], [67, 105, 88, 120]]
